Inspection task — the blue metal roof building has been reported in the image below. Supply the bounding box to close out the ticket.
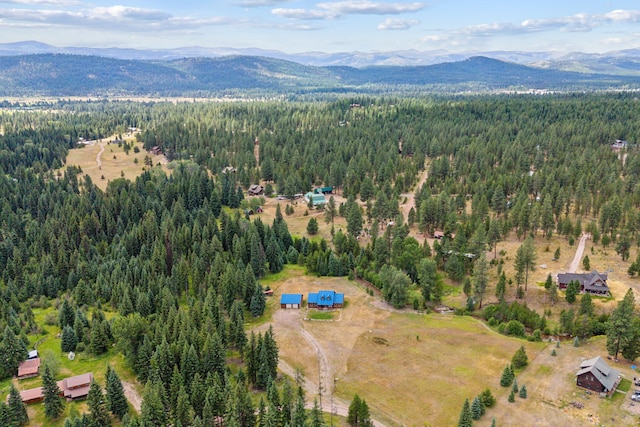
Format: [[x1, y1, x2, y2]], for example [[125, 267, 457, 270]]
[[280, 294, 303, 308], [308, 290, 344, 309]]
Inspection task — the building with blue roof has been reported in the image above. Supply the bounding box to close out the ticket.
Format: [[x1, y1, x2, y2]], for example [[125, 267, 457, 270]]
[[280, 294, 303, 309], [308, 290, 344, 309]]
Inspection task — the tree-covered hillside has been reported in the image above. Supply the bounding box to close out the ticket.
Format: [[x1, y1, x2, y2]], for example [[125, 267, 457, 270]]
[[1, 54, 640, 97], [1, 94, 640, 425]]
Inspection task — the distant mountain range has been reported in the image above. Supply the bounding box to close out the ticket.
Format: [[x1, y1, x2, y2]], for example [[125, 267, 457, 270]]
[[2, 44, 640, 97], [3, 41, 640, 75]]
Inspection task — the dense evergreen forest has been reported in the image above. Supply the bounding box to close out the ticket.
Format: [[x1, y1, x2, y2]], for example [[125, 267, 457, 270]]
[[1, 93, 639, 425]]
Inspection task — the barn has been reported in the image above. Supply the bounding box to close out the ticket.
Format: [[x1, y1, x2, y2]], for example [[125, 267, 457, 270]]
[[280, 294, 303, 309], [308, 290, 344, 309], [576, 356, 620, 394]]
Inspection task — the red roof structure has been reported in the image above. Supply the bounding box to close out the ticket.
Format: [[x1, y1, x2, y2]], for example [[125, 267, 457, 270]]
[[19, 387, 44, 404], [15, 372, 94, 404], [17, 358, 41, 379]]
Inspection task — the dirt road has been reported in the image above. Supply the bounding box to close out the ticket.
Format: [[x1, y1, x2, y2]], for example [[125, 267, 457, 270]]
[[399, 157, 429, 224], [96, 141, 105, 169], [121, 380, 142, 413], [568, 233, 590, 273]]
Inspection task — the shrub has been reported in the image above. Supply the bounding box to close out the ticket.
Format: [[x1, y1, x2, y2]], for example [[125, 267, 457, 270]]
[[512, 346, 528, 369], [505, 320, 526, 337]]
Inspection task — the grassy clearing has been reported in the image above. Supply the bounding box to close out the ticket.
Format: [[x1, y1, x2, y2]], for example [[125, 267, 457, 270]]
[[264, 267, 640, 426], [60, 137, 168, 191], [0, 305, 140, 426], [308, 311, 335, 320]]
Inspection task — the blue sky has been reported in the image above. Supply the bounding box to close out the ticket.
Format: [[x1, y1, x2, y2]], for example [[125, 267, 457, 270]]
[[1, 0, 639, 53]]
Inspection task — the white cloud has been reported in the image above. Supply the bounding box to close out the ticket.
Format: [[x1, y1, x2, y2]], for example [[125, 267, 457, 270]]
[[0, 0, 79, 5], [377, 18, 418, 30], [88, 6, 172, 21], [272, 8, 338, 20], [0, 7, 243, 31], [421, 9, 640, 47], [273, 0, 424, 21], [237, 0, 295, 7], [318, 0, 424, 15]]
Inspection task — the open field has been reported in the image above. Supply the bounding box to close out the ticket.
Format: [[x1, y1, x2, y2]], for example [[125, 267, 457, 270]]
[[60, 136, 168, 191], [261, 267, 640, 426]]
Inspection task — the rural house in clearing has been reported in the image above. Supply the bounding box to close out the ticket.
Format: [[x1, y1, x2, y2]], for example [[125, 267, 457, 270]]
[[248, 184, 264, 196], [17, 357, 40, 380], [557, 271, 609, 296], [280, 294, 303, 309], [17, 372, 94, 404], [308, 290, 344, 309], [576, 356, 620, 395]]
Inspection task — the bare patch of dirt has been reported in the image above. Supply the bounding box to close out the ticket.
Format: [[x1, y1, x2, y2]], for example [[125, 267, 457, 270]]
[[121, 380, 142, 413]]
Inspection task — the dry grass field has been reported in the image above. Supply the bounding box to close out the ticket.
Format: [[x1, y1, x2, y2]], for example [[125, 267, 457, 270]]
[[260, 266, 640, 426], [60, 135, 168, 191]]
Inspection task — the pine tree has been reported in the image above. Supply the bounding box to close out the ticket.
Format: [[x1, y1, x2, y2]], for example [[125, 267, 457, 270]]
[[87, 380, 111, 427], [250, 283, 266, 317], [500, 365, 513, 387], [348, 394, 361, 426], [7, 383, 28, 426], [61, 324, 78, 352], [512, 378, 519, 394], [141, 381, 167, 427], [607, 288, 636, 359], [508, 390, 515, 403], [457, 398, 473, 427], [511, 346, 528, 369], [0, 402, 9, 426], [42, 364, 64, 419], [480, 388, 496, 408], [519, 384, 527, 398], [471, 396, 482, 420], [309, 399, 325, 427], [307, 217, 319, 235], [58, 298, 76, 329], [106, 366, 128, 420], [2, 326, 27, 377]]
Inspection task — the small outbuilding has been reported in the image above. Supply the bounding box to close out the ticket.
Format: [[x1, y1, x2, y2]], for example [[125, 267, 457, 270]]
[[308, 290, 344, 309], [280, 294, 303, 309], [576, 356, 620, 394]]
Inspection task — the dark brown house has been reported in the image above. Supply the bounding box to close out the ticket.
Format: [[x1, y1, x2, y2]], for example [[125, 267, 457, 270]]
[[576, 356, 620, 394], [558, 271, 609, 296]]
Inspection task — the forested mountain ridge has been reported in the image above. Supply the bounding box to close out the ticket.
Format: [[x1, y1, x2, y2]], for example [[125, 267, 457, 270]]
[[3, 40, 640, 72], [1, 54, 639, 97]]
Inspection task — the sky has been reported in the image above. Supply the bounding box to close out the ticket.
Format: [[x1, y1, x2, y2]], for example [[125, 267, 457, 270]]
[[1, 0, 640, 54]]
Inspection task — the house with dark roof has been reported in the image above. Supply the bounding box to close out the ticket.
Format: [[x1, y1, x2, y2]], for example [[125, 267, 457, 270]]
[[557, 271, 609, 296], [280, 294, 303, 309], [576, 356, 620, 394], [308, 290, 344, 309], [248, 184, 264, 196], [17, 358, 40, 380]]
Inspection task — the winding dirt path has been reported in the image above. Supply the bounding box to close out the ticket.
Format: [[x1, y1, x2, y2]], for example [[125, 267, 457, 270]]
[[568, 233, 590, 273], [96, 141, 106, 169], [121, 380, 142, 413], [399, 156, 429, 224]]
